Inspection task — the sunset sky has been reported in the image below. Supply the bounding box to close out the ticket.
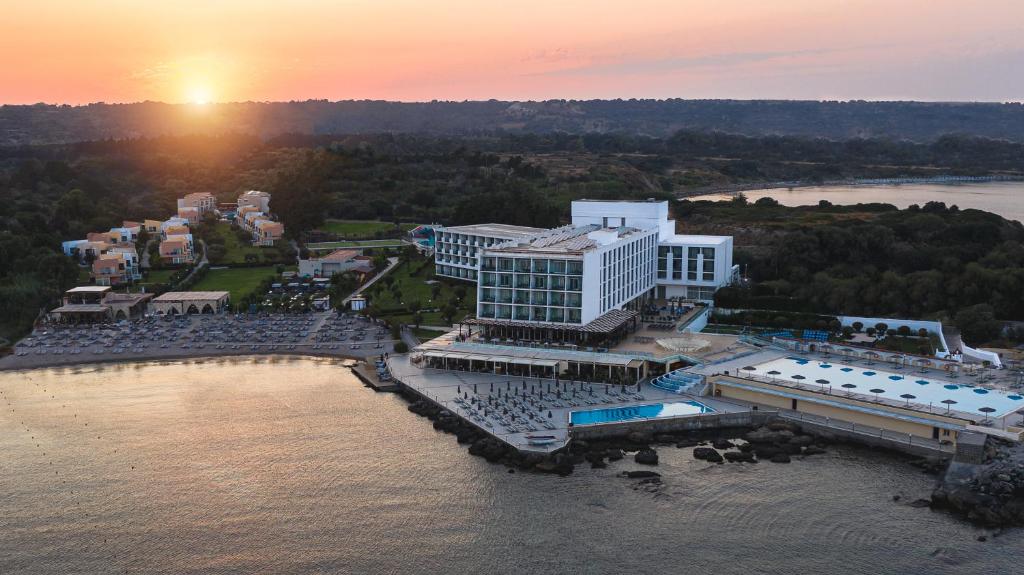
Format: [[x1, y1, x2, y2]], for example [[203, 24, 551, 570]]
[[3, 0, 1023, 105]]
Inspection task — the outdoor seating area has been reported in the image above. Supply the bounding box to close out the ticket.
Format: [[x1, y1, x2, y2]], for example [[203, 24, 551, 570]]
[[9, 310, 396, 361], [450, 378, 647, 435], [312, 313, 389, 351]]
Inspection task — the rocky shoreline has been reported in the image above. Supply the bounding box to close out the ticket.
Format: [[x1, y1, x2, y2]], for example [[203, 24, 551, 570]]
[[402, 389, 833, 477], [402, 387, 1024, 528], [931, 439, 1024, 527]]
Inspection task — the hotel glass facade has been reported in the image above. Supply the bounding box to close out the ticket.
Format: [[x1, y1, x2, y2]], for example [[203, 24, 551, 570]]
[[477, 256, 585, 324]]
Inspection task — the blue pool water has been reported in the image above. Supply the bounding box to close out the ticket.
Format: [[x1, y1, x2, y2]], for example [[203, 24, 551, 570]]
[[570, 401, 714, 426]]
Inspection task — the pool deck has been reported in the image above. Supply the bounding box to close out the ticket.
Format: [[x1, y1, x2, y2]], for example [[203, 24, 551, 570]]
[[694, 347, 1024, 429], [387, 354, 745, 453]]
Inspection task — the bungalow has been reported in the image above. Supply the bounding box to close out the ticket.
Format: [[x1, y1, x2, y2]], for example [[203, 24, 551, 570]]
[[142, 219, 163, 234], [177, 206, 201, 224]]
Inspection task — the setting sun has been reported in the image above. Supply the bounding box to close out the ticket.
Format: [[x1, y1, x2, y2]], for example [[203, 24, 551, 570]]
[[186, 85, 213, 105]]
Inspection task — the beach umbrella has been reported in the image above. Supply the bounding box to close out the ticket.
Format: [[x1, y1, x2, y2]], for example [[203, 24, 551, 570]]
[[900, 393, 916, 405], [742, 366, 756, 372], [792, 375, 806, 381], [870, 388, 885, 401], [841, 383, 857, 394], [766, 370, 781, 381], [815, 379, 830, 385], [979, 406, 996, 421]]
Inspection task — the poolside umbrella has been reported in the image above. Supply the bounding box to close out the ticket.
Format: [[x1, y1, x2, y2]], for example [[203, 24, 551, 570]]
[[842, 383, 857, 395], [870, 388, 886, 401], [815, 379, 830, 385], [767, 370, 781, 381], [742, 366, 756, 372], [979, 406, 996, 422], [900, 393, 916, 406]]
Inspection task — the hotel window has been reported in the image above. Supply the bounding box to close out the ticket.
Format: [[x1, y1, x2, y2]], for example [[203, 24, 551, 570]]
[[532, 307, 547, 321], [550, 259, 566, 274], [532, 259, 549, 273], [567, 261, 583, 275], [533, 275, 546, 289], [567, 309, 582, 323], [515, 259, 531, 273], [672, 247, 683, 280], [702, 248, 716, 281], [514, 306, 531, 320], [567, 277, 582, 291], [531, 291, 547, 305]]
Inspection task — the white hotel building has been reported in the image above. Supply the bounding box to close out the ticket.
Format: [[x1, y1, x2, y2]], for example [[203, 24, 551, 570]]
[[434, 200, 736, 336]]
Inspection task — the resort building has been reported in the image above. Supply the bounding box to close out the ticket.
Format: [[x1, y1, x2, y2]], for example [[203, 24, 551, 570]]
[[433, 223, 549, 281], [298, 249, 374, 279], [237, 190, 271, 213], [474, 224, 659, 342], [434, 200, 735, 303], [151, 291, 231, 315], [91, 246, 141, 285], [177, 192, 217, 219], [252, 218, 284, 246], [158, 234, 194, 264], [48, 286, 152, 324]]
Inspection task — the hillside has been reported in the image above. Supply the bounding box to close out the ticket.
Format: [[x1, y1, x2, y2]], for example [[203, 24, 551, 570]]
[[7, 100, 1024, 146]]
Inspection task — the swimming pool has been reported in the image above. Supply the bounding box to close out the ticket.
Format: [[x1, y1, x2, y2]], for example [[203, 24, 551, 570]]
[[570, 401, 714, 426], [749, 356, 1023, 418]]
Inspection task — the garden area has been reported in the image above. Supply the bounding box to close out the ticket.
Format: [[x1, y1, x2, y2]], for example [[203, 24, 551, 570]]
[[191, 265, 287, 307], [316, 219, 419, 238], [199, 221, 293, 265], [363, 254, 474, 327]]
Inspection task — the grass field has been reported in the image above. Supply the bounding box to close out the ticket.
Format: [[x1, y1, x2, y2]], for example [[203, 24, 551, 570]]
[[317, 220, 419, 238], [137, 269, 177, 291], [190, 266, 281, 304], [307, 239, 407, 250]]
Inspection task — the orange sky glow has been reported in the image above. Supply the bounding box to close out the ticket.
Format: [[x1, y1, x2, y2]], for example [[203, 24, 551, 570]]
[[2, 0, 1023, 104]]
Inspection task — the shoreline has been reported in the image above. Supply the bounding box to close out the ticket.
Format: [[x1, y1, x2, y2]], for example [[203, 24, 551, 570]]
[[678, 175, 1024, 199], [0, 346, 373, 373]]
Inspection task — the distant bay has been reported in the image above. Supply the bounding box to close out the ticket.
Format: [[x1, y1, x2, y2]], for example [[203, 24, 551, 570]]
[[692, 182, 1024, 223]]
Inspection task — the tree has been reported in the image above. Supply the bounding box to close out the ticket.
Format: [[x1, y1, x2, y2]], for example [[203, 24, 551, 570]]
[[441, 304, 457, 324], [954, 304, 1001, 344], [409, 300, 422, 314], [430, 283, 442, 301], [852, 321, 863, 332], [453, 285, 467, 301], [269, 150, 331, 236], [412, 313, 424, 328], [393, 342, 409, 354]]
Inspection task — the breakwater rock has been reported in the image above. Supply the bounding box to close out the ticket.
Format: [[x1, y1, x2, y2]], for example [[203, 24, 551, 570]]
[[931, 440, 1024, 526]]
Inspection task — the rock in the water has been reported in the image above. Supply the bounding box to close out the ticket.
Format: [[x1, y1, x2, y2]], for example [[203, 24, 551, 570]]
[[694, 447, 724, 463], [770, 453, 792, 464], [802, 446, 827, 456], [635, 449, 659, 465], [625, 470, 661, 479], [724, 451, 755, 463], [606, 449, 625, 461], [712, 439, 735, 450]]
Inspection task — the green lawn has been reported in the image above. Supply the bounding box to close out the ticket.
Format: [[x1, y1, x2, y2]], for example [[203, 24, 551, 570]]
[[365, 257, 475, 326], [191, 266, 282, 304], [204, 222, 279, 265], [307, 239, 406, 250], [317, 219, 419, 238], [136, 269, 177, 291]]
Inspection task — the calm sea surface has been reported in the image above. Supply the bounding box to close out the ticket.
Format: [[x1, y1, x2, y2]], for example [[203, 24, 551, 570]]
[[693, 182, 1024, 223], [1, 357, 1019, 574]]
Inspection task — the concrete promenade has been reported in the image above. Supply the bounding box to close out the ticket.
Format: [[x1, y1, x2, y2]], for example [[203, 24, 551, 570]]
[[387, 353, 745, 453]]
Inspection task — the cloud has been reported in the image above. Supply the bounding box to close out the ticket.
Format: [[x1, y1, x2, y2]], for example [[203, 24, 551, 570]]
[[533, 47, 846, 77]]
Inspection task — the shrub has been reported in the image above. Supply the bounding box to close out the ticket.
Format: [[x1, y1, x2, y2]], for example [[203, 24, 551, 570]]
[[897, 325, 912, 336], [393, 342, 409, 354]]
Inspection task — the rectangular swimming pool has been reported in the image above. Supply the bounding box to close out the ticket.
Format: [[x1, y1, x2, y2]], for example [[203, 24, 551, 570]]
[[570, 401, 714, 426]]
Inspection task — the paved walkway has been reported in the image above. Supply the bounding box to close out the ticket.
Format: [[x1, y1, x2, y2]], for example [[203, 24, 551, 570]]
[[341, 257, 399, 305]]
